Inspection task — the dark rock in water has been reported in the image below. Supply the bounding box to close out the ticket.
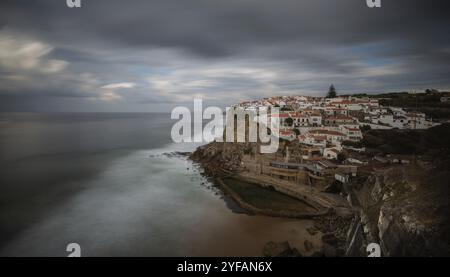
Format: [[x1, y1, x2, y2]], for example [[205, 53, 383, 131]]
[[263, 241, 302, 257], [304, 240, 314, 252], [175, 151, 191, 156], [263, 241, 288, 257], [161, 151, 192, 159]]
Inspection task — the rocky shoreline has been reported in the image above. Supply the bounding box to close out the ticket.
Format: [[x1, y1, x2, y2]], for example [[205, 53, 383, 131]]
[[189, 143, 355, 257], [189, 138, 450, 257]]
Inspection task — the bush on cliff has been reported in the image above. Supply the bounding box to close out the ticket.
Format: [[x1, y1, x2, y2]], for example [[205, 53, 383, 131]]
[[362, 123, 450, 158]]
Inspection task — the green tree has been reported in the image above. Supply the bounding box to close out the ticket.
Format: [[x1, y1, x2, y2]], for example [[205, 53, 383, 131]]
[[327, 84, 337, 98], [337, 152, 347, 162], [285, 117, 294, 127], [361, 125, 372, 132]]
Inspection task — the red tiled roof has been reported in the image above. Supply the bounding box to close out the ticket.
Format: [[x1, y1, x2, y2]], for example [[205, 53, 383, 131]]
[[312, 135, 327, 141], [279, 128, 295, 134], [344, 126, 360, 131], [272, 113, 290, 118]]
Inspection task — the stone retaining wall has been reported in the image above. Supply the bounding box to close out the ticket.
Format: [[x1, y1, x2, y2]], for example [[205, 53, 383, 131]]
[[217, 178, 329, 219]]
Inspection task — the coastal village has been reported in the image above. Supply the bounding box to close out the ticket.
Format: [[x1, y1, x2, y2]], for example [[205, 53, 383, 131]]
[[191, 88, 450, 256], [231, 91, 440, 195]]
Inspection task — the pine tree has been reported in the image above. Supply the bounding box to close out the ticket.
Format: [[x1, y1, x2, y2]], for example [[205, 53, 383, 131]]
[[327, 84, 337, 98]]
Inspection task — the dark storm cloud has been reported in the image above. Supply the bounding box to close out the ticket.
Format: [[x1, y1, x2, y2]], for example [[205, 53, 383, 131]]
[[3, 0, 450, 56], [0, 0, 450, 111]]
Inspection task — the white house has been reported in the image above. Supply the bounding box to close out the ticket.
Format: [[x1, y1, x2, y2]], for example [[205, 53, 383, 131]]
[[279, 129, 297, 141], [298, 134, 327, 148], [323, 148, 340, 160], [309, 129, 346, 145], [308, 115, 323, 127], [340, 125, 363, 141]]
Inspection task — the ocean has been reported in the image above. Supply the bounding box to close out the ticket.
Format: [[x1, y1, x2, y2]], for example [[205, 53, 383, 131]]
[[0, 113, 313, 257]]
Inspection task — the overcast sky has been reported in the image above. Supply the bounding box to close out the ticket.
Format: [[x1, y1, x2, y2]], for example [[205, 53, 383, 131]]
[[0, 0, 449, 112]]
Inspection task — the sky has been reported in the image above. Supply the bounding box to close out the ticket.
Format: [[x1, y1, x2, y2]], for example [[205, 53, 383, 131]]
[[0, 0, 450, 112]]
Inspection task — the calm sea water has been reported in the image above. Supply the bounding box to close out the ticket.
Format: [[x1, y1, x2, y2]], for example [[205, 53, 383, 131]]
[[0, 113, 313, 257]]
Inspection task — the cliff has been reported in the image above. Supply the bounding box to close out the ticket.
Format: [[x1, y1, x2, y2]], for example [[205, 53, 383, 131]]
[[190, 141, 252, 177], [346, 163, 450, 256]]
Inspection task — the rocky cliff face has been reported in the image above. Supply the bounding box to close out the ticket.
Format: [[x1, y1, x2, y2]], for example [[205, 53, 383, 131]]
[[346, 164, 450, 257], [190, 141, 253, 176]]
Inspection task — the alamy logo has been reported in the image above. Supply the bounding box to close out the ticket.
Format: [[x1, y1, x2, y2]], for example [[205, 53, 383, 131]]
[[65, 1, 379, 9], [171, 99, 280, 154], [367, 0, 381, 8], [66, 243, 81, 257], [367, 243, 381, 257], [66, 0, 82, 8]]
